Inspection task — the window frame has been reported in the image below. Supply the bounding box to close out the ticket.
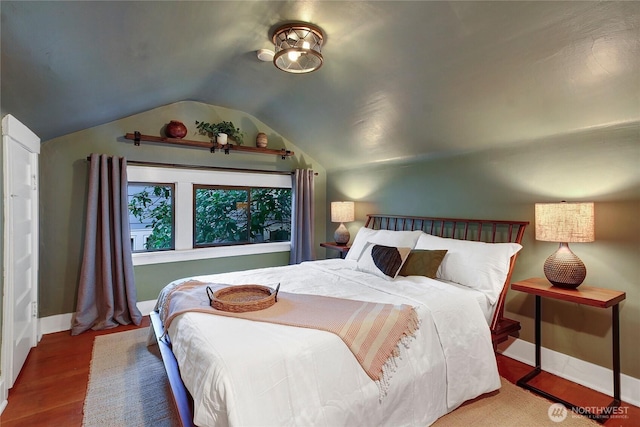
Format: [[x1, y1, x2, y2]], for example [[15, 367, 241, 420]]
[[192, 184, 251, 248], [127, 165, 292, 266], [128, 181, 176, 253], [192, 185, 293, 248]]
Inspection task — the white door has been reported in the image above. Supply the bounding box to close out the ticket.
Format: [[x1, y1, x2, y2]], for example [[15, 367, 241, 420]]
[[1, 114, 40, 398]]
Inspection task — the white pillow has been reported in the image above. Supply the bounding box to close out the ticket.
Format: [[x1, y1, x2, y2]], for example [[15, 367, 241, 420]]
[[345, 228, 422, 261], [356, 243, 412, 280], [415, 233, 522, 304]]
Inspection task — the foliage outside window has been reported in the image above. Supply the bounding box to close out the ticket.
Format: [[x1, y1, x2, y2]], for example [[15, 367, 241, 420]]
[[126, 166, 293, 264], [194, 186, 292, 247], [128, 183, 175, 252]]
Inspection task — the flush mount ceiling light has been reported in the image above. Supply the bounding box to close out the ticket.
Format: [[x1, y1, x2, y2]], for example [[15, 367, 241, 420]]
[[272, 23, 324, 74]]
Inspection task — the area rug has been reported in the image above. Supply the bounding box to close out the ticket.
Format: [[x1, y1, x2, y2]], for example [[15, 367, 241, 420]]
[[83, 328, 179, 427], [433, 378, 598, 427], [84, 328, 597, 427]]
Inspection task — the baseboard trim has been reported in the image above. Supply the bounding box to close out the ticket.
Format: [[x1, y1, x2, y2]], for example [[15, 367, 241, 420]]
[[498, 337, 640, 407], [38, 299, 158, 335], [136, 300, 157, 317], [39, 312, 74, 336], [0, 377, 6, 415]]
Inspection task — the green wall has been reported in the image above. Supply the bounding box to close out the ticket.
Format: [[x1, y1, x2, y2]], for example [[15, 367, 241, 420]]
[[39, 101, 326, 317], [326, 123, 639, 379], [135, 252, 290, 301]]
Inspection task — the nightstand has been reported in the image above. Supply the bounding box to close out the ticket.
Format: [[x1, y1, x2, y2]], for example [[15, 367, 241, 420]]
[[320, 242, 351, 259], [491, 317, 521, 350], [512, 277, 626, 424]]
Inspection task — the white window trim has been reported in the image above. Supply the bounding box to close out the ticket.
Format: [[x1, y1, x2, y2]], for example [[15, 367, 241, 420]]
[[127, 165, 292, 266], [132, 242, 291, 266]]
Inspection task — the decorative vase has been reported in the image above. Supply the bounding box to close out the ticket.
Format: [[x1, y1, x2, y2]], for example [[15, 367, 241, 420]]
[[216, 133, 228, 145], [543, 243, 587, 288], [334, 223, 350, 245], [256, 132, 268, 148], [165, 121, 187, 139]]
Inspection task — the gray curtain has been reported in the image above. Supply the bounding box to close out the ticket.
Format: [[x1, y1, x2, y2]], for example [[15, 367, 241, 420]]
[[71, 154, 142, 335], [290, 169, 316, 264]]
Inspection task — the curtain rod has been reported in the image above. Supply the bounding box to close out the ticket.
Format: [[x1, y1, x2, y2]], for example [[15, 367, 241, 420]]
[[85, 157, 318, 176]]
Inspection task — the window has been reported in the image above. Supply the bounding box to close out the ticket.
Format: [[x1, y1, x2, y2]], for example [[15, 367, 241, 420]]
[[126, 165, 292, 265], [128, 183, 175, 252], [193, 186, 292, 247]]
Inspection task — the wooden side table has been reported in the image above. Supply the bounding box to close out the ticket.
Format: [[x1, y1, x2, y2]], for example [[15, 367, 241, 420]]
[[512, 277, 626, 424], [491, 317, 521, 350], [320, 242, 351, 259]]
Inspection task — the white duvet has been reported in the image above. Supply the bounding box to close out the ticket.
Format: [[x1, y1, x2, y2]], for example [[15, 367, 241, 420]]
[[162, 259, 501, 427]]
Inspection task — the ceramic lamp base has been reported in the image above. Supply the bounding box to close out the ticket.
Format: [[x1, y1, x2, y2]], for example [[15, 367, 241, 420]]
[[334, 223, 350, 245], [543, 243, 586, 288]]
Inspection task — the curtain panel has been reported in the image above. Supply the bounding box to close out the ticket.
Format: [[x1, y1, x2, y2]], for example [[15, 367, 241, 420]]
[[290, 169, 315, 264], [71, 154, 142, 335]]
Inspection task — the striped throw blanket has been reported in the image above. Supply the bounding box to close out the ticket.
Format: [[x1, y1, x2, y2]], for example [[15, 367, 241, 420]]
[[159, 280, 420, 396]]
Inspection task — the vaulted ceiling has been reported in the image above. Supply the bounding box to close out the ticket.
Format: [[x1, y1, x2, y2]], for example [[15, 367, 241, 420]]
[[2, 1, 638, 170]]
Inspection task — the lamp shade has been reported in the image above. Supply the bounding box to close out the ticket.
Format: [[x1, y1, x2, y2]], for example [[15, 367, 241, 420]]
[[331, 201, 355, 223], [535, 202, 594, 243]]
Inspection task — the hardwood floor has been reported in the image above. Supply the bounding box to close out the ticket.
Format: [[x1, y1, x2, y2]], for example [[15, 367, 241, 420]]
[[1, 317, 638, 426], [0, 317, 150, 427], [497, 355, 640, 427]]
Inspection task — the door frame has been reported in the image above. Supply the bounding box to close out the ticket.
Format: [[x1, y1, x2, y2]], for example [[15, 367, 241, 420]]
[[1, 114, 40, 412]]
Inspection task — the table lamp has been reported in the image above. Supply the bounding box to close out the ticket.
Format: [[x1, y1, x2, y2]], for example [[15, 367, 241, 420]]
[[535, 202, 595, 288], [331, 201, 354, 245]]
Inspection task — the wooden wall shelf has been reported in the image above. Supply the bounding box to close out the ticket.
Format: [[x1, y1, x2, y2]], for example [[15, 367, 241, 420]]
[[124, 132, 294, 159]]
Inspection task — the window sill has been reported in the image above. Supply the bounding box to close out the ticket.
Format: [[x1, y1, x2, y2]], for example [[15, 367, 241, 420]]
[[132, 242, 291, 266]]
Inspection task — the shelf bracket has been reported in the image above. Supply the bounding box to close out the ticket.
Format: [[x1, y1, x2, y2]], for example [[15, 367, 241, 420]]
[[134, 131, 141, 146]]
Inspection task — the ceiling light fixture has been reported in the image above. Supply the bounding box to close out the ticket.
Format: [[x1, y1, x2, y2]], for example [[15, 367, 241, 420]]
[[272, 23, 324, 74]]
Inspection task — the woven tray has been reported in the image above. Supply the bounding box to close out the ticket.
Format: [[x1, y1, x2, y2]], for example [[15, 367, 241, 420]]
[[207, 284, 280, 313]]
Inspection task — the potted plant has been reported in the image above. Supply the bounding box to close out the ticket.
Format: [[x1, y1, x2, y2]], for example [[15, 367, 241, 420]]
[[195, 120, 245, 145]]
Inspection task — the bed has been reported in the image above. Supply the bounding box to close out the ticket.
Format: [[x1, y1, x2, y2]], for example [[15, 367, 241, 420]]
[[149, 214, 528, 427]]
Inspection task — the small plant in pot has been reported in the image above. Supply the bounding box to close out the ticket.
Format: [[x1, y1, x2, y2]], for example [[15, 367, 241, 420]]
[[195, 120, 245, 145]]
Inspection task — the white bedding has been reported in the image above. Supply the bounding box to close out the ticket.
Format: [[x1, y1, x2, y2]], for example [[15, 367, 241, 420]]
[[418, 276, 495, 323], [161, 259, 501, 427]]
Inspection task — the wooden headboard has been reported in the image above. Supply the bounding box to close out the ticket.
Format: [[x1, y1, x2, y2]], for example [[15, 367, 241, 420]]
[[363, 214, 529, 335]]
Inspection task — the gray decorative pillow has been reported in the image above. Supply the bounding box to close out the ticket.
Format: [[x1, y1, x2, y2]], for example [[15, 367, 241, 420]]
[[357, 243, 412, 280], [398, 249, 448, 278]]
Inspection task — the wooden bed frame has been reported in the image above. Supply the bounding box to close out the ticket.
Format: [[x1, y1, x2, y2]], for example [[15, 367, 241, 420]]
[[150, 214, 529, 427], [363, 214, 528, 348]]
